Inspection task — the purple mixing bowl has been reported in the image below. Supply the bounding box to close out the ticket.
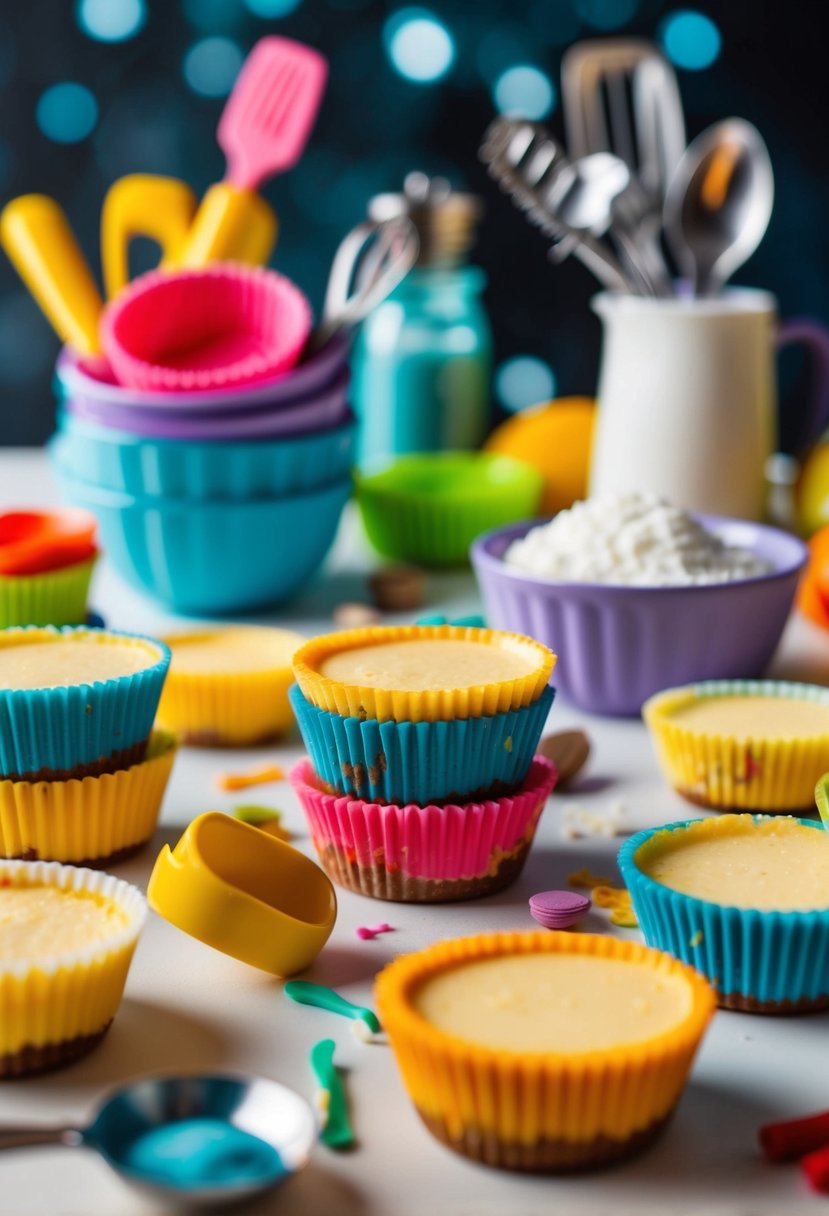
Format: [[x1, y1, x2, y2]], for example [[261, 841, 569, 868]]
[[56, 332, 350, 413], [62, 372, 351, 439], [471, 514, 808, 717]]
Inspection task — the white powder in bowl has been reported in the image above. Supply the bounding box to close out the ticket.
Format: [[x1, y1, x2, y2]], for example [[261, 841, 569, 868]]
[[503, 493, 772, 587]]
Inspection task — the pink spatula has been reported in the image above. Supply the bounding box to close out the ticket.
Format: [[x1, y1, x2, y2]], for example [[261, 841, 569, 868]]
[[175, 36, 328, 268]]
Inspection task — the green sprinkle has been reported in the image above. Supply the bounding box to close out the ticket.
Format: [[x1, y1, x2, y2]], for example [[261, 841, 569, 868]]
[[232, 805, 283, 826], [284, 980, 381, 1035], [816, 773, 829, 830], [309, 1039, 354, 1150]]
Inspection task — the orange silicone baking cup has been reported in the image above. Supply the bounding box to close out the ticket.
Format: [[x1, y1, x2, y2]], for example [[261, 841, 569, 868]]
[[292, 624, 555, 723], [374, 931, 714, 1168]]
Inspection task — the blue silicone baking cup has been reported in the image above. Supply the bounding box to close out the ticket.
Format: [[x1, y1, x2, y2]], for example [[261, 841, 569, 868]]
[[289, 682, 555, 806], [0, 625, 171, 779], [618, 816, 829, 1013]]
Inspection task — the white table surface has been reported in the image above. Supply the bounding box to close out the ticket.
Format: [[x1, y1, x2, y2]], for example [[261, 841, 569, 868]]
[[2, 449, 829, 1216]]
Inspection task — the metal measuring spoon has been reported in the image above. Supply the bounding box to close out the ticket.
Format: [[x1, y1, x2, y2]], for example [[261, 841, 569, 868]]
[[663, 118, 774, 297], [0, 1073, 316, 1208]]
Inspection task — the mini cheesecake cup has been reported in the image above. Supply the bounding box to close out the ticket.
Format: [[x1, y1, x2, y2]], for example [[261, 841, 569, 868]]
[[155, 627, 305, 746], [290, 755, 557, 903], [0, 625, 170, 780], [619, 815, 829, 1013], [289, 683, 554, 805], [0, 859, 146, 1077], [0, 730, 177, 866], [0, 555, 97, 628], [644, 679, 829, 812], [292, 623, 555, 723], [375, 931, 714, 1171]]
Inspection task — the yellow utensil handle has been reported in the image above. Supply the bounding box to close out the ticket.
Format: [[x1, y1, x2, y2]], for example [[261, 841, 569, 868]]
[[0, 194, 103, 355], [172, 183, 278, 268], [101, 174, 199, 298]]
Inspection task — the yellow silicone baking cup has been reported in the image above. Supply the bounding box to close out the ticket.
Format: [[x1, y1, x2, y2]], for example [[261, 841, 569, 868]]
[[0, 730, 177, 865], [0, 859, 146, 1069], [644, 680, 829, 811], [155, 627, 305, 746], [375, 931, 714, 1169], [292, 624, 555, 723]]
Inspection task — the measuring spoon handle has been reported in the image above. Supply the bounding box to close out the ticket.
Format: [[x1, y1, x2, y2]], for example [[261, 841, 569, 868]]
[[0, 1125, 82, 1150]]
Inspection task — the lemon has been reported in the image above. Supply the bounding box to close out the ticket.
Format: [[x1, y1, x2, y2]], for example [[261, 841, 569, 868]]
[[484, 396, 596, 516], [797, 442, 829, 535]]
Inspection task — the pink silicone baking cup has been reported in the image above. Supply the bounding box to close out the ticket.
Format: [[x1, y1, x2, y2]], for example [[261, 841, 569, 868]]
[[290, 755, 557, 902], [101, 265, 313, 393]]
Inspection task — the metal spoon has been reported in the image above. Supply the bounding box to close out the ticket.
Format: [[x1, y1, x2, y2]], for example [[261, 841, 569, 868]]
[[480, 117, 635, 293], [663, 118, 774, 297], [302, 216, 419, 358], [0, 1073, 316, 1208]]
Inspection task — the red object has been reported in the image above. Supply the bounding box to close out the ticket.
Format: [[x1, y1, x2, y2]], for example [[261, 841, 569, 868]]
[[0, 509, 98, 576], [759, 1110, 829, 1163], [802, 1143, 829, 1193]]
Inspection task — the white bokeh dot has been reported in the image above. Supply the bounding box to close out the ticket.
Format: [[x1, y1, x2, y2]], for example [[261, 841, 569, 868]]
[[496, 356, 557, 413]]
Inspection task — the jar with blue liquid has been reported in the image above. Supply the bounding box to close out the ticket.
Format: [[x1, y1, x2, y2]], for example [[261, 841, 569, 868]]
[[352, 173, 492, 468]]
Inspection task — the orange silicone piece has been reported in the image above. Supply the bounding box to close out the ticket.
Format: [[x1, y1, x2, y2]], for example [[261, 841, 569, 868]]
[[375, 931, 714, 1148], [0, 509, 98, 575]]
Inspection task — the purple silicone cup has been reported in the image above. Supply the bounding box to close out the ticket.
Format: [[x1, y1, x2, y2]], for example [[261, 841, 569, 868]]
[[62, 373, 351, 440], [471, 515, 808, 717], [56, 332, 351, 414]]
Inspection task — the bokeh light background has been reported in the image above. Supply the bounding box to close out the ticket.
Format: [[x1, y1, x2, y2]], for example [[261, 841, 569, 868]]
[[0, 0, 826, 443]]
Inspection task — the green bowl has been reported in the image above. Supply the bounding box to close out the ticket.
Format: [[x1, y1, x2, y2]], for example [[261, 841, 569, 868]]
[[356, 452, 543, 568]]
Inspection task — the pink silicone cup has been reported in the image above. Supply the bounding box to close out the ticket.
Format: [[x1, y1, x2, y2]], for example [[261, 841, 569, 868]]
[[101, 265, 312, 393], [290, 755, 558, 883]]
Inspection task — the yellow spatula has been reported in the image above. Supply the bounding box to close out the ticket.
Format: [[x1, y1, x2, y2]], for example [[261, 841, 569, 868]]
[[0, 194, 103, 355]]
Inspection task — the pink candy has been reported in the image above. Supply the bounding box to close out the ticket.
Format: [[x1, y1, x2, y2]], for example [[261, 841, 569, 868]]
[[529, 890, 591, 930], [355, 923, 394, 941]]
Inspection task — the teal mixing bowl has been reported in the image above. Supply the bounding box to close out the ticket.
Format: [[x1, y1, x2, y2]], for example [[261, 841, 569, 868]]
[[56, 474, 351, 614], [50, 411, 355, 500]]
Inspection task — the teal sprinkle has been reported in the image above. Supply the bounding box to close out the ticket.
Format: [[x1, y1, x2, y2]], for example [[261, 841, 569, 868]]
[[310, 1039, 354, 1149], [284, 980, 381, 1035]]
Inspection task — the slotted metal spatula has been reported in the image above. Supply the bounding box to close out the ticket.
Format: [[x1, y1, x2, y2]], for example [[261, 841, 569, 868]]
[[561, 40, 684, 290]]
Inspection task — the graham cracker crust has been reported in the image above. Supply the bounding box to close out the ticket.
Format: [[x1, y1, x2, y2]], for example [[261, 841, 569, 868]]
[[8, 740, 149, 784], [1, 839, 149, 869], [0, 1022, 112, 1079], [418, 1109, 671, 1172], [677, 788, 813, 815], [317, 838, 532, 903], [718, 991, 829, 1015]]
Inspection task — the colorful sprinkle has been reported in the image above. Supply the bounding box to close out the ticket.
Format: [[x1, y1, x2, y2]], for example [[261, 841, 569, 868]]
[[309, 1039, 354, 1150], [284, 980, 381, 1038], [217, 764, 284, 791], [567, 867, 613, 889], [231, 805, 292, 841], [355, 923, 393, 941]]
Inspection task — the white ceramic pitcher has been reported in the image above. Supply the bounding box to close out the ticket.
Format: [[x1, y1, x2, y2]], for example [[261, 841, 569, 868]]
[[589, 289, 829, 519]]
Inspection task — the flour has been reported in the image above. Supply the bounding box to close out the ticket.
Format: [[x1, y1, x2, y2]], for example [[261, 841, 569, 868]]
[[504, 493, 771, 586]]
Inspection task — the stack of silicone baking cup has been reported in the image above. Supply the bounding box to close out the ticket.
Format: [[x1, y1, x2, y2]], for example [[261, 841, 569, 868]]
[[0, 625, 175, 867], [289, 624, 558, 902], [0, 508, 100, 628]]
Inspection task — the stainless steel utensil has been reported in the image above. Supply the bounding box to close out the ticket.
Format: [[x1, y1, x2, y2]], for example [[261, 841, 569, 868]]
[[480, 116, 636, 293], [0, 1073, 316, 1208], [663, 118, 774, 296], [303, 216, 419, 357], [561, 39, 684, 292]]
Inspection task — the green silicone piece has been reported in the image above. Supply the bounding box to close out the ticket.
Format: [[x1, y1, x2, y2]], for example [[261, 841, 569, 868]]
[[309, 1038, 354, 1150], [284, 980, 381, 1034], [232, 805, 283, 826], [816, 774, 829, 829], [356, 452, 543, 568]]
